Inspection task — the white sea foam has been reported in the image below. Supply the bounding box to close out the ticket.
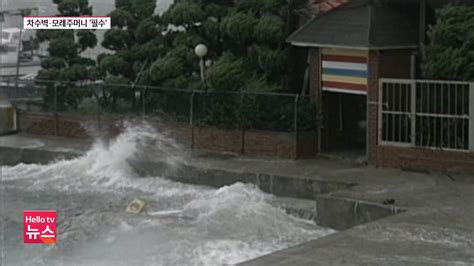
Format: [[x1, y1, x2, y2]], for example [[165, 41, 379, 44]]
[[3, 121, 186, 191]]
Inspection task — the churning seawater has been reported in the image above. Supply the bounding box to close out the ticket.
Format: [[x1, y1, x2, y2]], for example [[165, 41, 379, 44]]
[[1, 123, 335, 265]]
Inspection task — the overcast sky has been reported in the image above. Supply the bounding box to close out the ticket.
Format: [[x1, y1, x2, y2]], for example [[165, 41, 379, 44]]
[[2, 0, 173, 18], [1, 0, 174, 60]]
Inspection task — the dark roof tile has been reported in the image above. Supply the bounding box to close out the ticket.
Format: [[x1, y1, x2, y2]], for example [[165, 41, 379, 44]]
[[288, 2, 419, 49]]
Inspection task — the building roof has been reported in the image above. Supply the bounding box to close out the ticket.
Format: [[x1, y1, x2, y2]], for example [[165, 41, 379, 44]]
[[308, 0, 466, 15], [1, 28, 21, 33], [288, 1, 420, 49], [308, 0, 349, 15], [383, 0, 471, 8]]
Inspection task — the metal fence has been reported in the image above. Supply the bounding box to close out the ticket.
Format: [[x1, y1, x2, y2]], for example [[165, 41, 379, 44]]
[[1, 79, 319, 133], [379, 78, 473, 152]]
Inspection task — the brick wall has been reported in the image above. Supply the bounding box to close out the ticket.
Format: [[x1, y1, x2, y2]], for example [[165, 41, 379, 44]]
[[161, 122, 192, 146], [367, 49, 414, 166], [142, 123, 301, 157], [194, 127, 242, 154], [308, 47, 322, 103], [245, 131, 295, 157], [377, 146, 474, 175], [17, 111, 122, 139], [17, 111, 318, 159], [366, 50, 380, 165], [296, 132, 319, 158], [379, 49, 413, 78], [18, 111, 58, 136], [308, 47, 322, 153]]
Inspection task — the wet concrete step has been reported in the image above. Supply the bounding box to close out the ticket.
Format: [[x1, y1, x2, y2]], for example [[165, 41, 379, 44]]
[[272, 197, 318, 221], [128, 160, 405, 230], [315, 194, 405, 230], [127, 159, 356, 200], [0, 146, 79, 165]]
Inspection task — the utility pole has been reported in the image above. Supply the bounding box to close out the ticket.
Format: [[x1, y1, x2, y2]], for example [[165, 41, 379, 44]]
[[419, 0, 427, 46], [1, 8, 38, 90], [14, 28, 23, 91]]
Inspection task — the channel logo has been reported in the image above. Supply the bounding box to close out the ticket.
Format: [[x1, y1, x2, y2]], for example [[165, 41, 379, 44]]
[[24, 210, 57, 244]]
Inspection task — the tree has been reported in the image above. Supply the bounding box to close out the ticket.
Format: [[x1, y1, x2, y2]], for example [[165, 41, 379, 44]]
[[144, 0, 299, 92], [85, 0, 308, 126], [37, 0, 97, 110], [207, 52, 250, 91], [162, 1, 205, 30], [98, 0, 159, 110], [422, 5, 474, 81]]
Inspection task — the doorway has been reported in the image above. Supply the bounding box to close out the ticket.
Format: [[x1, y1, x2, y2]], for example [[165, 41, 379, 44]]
[[320, 91, 367, 161]]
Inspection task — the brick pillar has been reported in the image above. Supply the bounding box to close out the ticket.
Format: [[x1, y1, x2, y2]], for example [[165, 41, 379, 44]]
[[308, 47, 322, 153], [367, 50, 380, 166], [308, 48, 321, 101]]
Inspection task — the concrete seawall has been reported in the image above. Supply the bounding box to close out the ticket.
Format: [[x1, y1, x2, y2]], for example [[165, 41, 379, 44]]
[[0, 146, 79, 165]]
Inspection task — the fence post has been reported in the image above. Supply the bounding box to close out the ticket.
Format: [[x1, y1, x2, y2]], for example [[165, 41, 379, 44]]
[[96, 84, 101, 134], [7, 78, 11, 98], [294, 94, 300, 159], [240, 91, 245, 154], [54, 83, 58, 136], [142, 86, 146, 117], [190, 91, 195, 149], [411, 80, 417, 147], [377, 79, 383, 147], [469, 82, 474, 152]]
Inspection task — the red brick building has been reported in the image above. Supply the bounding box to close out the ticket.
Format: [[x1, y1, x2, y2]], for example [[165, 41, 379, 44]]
[[288, 0, 474, 174]]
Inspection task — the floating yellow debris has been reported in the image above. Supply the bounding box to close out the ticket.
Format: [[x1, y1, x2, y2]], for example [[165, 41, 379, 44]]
[[125, 198, 147, 214]]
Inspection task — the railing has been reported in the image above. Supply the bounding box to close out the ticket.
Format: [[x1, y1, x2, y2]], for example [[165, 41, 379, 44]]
[[1, 79, 319, 134], [379, 78, 473, 152]]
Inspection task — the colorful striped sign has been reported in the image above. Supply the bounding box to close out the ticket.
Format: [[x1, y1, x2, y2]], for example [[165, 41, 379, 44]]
[[321, 48, 368, 95]]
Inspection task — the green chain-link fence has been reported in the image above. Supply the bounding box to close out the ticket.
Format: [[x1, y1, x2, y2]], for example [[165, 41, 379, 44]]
[[4, 78, 319, 139]]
